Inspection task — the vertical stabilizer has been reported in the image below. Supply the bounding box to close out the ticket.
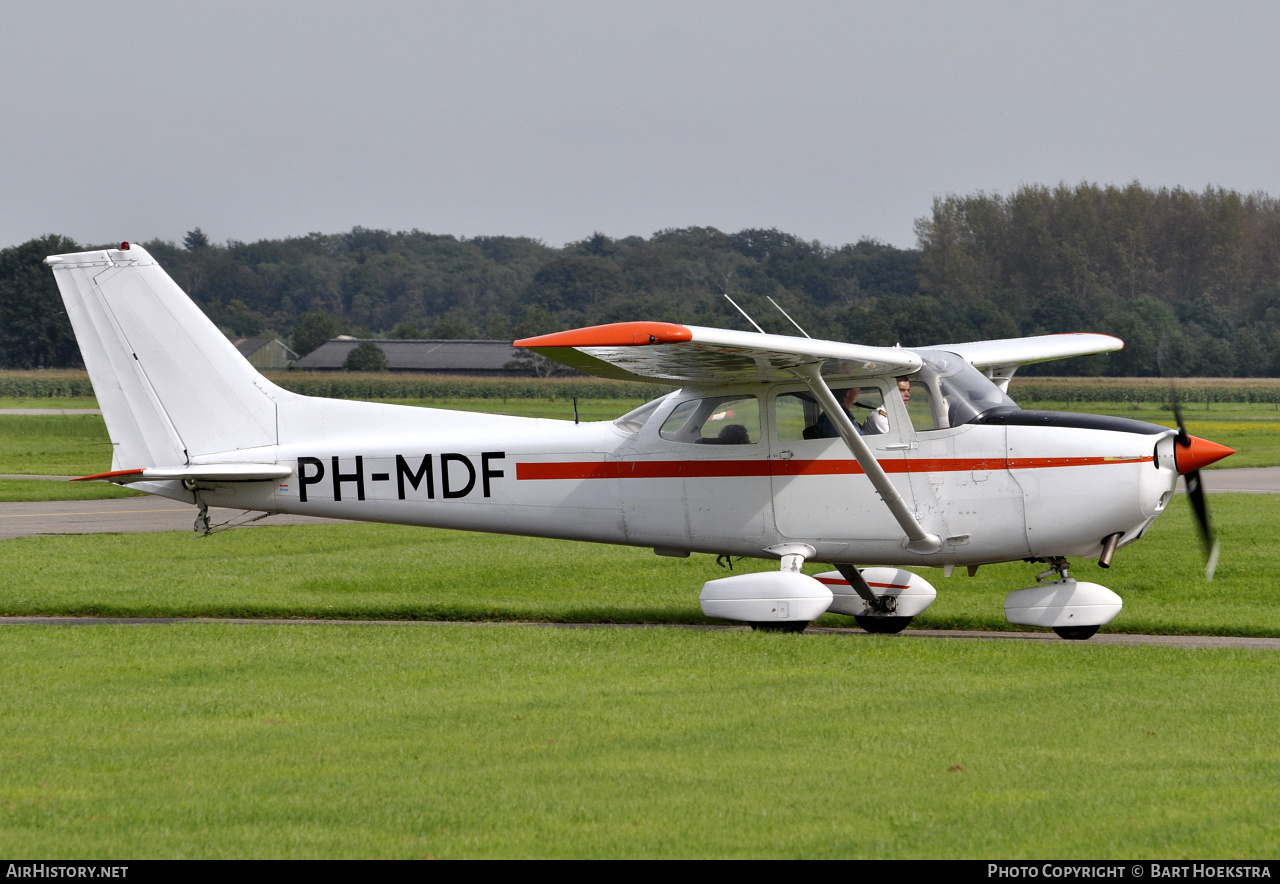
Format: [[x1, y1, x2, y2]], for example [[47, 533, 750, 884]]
[[46, 245, 288, 468]]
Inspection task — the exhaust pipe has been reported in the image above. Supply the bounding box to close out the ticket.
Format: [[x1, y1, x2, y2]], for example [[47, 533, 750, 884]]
[[1098, 532, 1123, 569]]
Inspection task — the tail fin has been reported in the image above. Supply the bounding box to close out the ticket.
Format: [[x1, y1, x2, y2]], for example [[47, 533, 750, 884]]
[[46, 244, 287, 468]]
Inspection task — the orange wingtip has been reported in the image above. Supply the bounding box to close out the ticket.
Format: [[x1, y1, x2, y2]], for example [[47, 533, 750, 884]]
[[72, 468, 145, 482], [515, 321, 693, 349]]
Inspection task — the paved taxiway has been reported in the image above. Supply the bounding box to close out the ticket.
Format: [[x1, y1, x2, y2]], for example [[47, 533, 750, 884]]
[[0, 497, 346, 540]]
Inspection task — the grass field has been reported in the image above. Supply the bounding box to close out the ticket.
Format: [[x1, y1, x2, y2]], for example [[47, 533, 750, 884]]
[[0, 479, 142, 501], [2, 622, 1277, 858], [0, 397, 100, 409], [0, 414, 118, 477]]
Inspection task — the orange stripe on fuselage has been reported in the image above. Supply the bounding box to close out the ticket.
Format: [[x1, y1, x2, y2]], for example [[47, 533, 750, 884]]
[[514, 455, 1153, 481]]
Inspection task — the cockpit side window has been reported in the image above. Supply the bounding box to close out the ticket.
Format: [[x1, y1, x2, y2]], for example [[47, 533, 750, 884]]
[[659, 395, 760, 444], [905, 381, 944, 431]]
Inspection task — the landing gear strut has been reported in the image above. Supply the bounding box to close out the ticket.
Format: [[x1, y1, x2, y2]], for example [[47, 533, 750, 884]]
[[748, 543, 818, 633], [1033, 559, 1100, 640], [835, 564, 915, 635]]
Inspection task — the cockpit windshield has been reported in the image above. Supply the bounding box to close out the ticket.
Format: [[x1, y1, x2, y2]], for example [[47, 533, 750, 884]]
[[911, 350, 1018, 429]]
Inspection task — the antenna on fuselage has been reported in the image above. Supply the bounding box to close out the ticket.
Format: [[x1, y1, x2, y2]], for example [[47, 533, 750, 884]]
[[766, 296, 812, 339], [723, 294, 765, 334]]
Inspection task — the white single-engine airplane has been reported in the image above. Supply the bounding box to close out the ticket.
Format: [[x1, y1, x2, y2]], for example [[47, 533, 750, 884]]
[[46, 243, 1235, 639]]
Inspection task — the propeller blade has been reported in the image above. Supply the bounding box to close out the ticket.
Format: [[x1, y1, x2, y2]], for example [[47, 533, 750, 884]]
[[1170, 387, 1226, 581], [1172, 395, 1190, 447], [1183, 468, 1217, 581]]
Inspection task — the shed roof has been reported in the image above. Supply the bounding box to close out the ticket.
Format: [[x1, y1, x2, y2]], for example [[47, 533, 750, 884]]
[[291, 339, 526, 373], [233, 337, 296, 359]]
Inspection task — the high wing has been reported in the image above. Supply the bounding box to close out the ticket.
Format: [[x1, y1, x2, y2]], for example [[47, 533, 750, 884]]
[[517, 321, 940, 552], [514, 321, 922, 385], [927, 333, 1124, 389]]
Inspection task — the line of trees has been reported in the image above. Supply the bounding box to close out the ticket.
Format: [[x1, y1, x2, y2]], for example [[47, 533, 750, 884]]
[[4, 183, 1280, 375]]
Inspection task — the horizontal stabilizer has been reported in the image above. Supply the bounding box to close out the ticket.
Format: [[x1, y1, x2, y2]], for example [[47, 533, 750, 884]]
[[74, 464, 293, 484], [516, 322, 922, 384]]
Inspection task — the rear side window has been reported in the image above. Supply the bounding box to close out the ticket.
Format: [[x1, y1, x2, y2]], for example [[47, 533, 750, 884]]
[[614, 398, 664, 433], [659, 395, 760, 444]]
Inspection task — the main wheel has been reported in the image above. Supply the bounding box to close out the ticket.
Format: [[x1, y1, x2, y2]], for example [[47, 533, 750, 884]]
[[1052, 624, 1100, 641], [854, 615, 913, 635], [749, 621, 809, 633]]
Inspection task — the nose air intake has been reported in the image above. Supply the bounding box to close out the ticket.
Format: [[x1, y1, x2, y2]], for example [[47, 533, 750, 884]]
[[1174, 435, 1235, 475]]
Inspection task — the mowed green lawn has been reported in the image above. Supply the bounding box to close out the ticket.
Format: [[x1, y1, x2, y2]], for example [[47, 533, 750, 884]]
[[2, 622, 1278, 858], [1, 413, 118, 476]]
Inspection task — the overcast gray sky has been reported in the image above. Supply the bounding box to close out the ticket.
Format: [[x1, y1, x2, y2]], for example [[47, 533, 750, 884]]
[[2, 1, 1277, 251]]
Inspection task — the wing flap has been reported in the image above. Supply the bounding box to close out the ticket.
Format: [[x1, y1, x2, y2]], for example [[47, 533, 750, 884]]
[[516, 322, 922, 385]]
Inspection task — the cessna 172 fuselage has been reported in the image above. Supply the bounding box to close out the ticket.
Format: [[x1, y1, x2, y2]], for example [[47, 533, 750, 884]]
[[45, 244, 1233, 639]]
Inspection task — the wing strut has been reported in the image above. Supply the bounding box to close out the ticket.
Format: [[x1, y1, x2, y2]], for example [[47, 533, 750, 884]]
[[793, 364, 942, 554]]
